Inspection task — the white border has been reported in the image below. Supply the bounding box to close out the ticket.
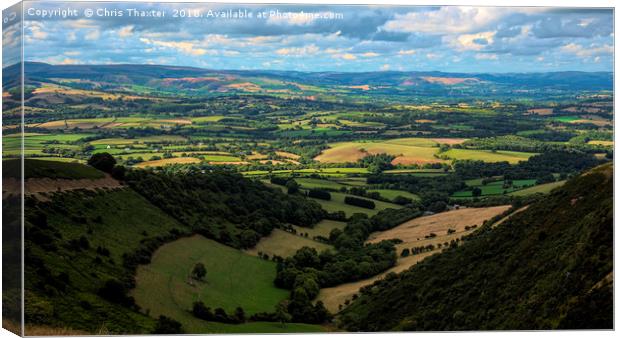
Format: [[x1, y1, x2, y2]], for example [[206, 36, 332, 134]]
[[0, 1, 617, 338]]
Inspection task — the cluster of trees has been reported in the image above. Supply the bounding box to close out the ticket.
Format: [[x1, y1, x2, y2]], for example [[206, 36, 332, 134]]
[[308, 189, 331, 200], [454, 151, 601, 182], [357, 153, 395, 174], [192, 301, 246, 324], [126, 170, 326, 249], [344, 196, 376, 209]]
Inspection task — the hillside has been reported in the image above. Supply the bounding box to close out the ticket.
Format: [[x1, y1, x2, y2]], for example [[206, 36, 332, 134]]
[[340, 163, 613, 331], [21, 160, 327, 334], [3, 62, 613, 101]]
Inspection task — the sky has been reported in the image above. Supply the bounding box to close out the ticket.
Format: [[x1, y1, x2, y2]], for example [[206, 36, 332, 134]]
[[9, 2, 615, 72]]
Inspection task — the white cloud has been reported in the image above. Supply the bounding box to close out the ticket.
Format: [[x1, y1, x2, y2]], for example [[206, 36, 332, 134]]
[[85, 30, 100, 41], [426, 53, 441, 60], [560, 43, 612, 58], [361, 52, 380, 57], [449, 31, 496, 51], [275, 44, 320, 56], [382, 7, 522, 35], [398, 49, 416, 55], [140, 38, 208, 56], [475, 53, 498, 60], [380, 64, 391, 70], [118, 25, 134, 38]]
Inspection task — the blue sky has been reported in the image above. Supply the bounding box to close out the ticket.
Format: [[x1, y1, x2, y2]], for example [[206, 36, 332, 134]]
[[16, 2, 614, 73]]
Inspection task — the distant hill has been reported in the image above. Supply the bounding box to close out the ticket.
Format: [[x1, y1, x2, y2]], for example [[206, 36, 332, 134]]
[[339, 163, 613, 331], [2, 62, 613, 100]]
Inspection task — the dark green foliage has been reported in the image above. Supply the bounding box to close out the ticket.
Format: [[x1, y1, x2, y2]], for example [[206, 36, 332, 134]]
[[125, 170, 325, 248], [87, 153, 117, 173], [4, 159, 105, 179], [98, 279, 135, 307], [358, 153, 395, 174], [340, 164, 612, 331], [344, 196, 375, 209], [308, 189, 331, 201], [152, 315, 183, 334], [192, 263, 207, 280]]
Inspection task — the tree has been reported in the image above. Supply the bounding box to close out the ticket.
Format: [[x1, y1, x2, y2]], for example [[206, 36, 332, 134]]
[[286, 180, 300, 194], [192, 263, 207, 281], [152, 315, 183, 334], [234, 307, 246, 323], [275, 301, 292, 327], [87, 153, 116, 173], [472, 187, 482, 197]]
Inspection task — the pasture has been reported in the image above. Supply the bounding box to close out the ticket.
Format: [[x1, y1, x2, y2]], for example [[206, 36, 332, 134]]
[[245, 229, 333, 258], [309, 191, 401, 217], [133, 235, 289, 320]]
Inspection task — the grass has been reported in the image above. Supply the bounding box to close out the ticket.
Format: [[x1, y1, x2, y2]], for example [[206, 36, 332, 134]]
[[133, 235, 293, 329], [296, 178, 346, 190], [245, 229, 333, 258], [3, 159, 104, 179], [291, 220, 347, 239], [452, 179, 537, 198], [309, 191, 401, 217], [443, 149, 535, 164], [508, 180, 566, 196], [367, 189, 420, 201]]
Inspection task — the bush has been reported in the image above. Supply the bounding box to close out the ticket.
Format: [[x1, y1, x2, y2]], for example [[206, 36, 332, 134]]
[[344, 196, 375, 209], [152, 315, 183, 334], [308, 189, 331, 200], [87, 153, 117, 173]]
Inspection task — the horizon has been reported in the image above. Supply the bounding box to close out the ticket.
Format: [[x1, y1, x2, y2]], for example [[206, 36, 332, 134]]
[[5, 3, 614, 73], [7, 61, 615, 75]]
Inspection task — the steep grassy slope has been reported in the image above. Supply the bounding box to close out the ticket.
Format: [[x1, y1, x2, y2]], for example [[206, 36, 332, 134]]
[[340, 163, 612, 331]]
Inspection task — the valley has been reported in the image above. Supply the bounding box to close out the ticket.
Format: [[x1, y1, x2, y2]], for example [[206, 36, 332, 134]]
[[3, 62, 613, 334]]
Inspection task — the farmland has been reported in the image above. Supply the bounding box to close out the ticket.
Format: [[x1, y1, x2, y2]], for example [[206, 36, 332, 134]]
[[8, 61, 613, 334]]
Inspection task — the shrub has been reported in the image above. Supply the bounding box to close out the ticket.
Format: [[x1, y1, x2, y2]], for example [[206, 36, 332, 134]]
[[344, 196, 375, 209]]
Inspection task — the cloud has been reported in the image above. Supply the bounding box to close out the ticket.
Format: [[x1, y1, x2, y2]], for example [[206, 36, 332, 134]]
[[398, 49, 416, 55], [560, 43, 612, 58], [380, 64, 390, 70], [139, 38, 208, 56], [275, 44, 320, 56], [118, 25, 134, 38], [361, 52, 380, 57], [381, 7, 526, 35], [85, 30, 101, 41], [475, 53, 498, 60]]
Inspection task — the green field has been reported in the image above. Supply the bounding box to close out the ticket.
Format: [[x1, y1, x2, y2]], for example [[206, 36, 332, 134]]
[[246, 229, 333, 258], [243, 167, 369, 176], [367, 189, 420, 201], [296, 178, 346, 190], [133, 235, 289, 319], [452, 179, 538, 198], [309, 191, 401, 217], [443, 149, 536, 164], [291, 220, 347, 239], [508, 180, 566, 196]]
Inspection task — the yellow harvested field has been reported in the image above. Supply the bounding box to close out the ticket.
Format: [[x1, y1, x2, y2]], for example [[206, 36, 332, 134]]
[[367, 205, 511, 248], [431, 138, 468, 145], [275, 151, 301, 160], [134, 157, 200, 168], [317, 205, 511, 313], [588, 140, 613, 146], [245, 229, 332, 258], [247, 153, 268, 160], [526, 108, 554, 115], [314, 140, 444, 165]]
